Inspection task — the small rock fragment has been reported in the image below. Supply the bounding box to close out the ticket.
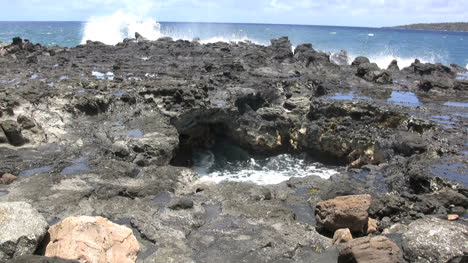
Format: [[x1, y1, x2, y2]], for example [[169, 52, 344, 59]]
[[333, 228, 353, 244], [0, 173, 17, 185], [367, 218, 378, 235], [447, 214, 459, 221]]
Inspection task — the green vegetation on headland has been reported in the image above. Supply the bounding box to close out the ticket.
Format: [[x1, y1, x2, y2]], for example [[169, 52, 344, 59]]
[[389, 22, 468, 32]]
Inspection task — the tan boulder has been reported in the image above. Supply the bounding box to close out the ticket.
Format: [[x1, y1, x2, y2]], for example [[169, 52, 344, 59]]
[[315, 194, 371, 233], [447, 214, 459, 221], [0, 173, 17, 185], [339, 236, 403, 263], [332, 228, 353, 244], [45, 216, 140, 263], [367, 218, 378, 234]]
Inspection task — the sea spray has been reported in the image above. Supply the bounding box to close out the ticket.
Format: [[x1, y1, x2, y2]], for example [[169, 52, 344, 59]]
[[81, 11, 162, 45]]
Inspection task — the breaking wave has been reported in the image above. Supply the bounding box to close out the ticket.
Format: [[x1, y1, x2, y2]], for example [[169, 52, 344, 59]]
[[81, 11, 262, 45], [81, 11, 162, 45]]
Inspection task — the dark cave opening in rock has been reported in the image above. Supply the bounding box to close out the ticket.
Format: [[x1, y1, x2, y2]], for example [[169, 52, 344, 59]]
[[170, 122, 341, 185]]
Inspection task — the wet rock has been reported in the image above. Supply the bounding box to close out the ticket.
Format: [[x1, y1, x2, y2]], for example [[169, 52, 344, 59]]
[[0, 173, 17, 185], [316, 194, 372, 234], [393, 132, 427, 156], [12, 37, 22, 46], [338, 236, 403, 263], [0, 202, 48, 262], [1, 120, 27, 146], [17, 115, 36, 129], [45, 216, 140, 263], [268, 36, 293, 61], [402, 217, 468, 263], [387, 60, 400, 71], [333, 228, 353, 244], [111, 141, 130, 157], [357, 63, 392, 84], [0, 128, 7, 144], [168, 197, 194, 210]]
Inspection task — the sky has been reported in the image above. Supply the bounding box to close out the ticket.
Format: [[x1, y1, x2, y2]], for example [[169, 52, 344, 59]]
[[1, 0, 467, 27]]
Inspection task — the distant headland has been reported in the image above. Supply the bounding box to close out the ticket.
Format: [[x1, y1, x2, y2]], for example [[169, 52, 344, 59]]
[[389, 22, 468, 32]]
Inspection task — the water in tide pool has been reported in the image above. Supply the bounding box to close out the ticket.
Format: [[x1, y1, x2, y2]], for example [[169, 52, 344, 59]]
[[192, 141, 339, 185], [1, 13, 468, 69]]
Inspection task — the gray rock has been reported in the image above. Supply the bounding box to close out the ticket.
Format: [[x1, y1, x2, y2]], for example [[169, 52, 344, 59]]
[[1, 120, 27, 146], [0, 202, 49, 262], [402, 217, 468, 263]]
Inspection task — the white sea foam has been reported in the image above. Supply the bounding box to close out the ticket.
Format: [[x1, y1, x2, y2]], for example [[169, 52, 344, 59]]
[[194, 152, 338, 185], [81, 11, 162, 45], [348, 52, 444, 69]]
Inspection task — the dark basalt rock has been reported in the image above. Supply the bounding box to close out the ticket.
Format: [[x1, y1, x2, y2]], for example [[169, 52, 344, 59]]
[[0, 35, 467, 262], [1, 120, 27, 146]]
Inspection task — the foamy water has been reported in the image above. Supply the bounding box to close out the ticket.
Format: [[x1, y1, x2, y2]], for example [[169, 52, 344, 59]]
[[192, 146, 338, 185]]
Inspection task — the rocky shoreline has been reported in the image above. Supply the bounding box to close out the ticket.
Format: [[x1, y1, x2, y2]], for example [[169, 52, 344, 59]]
[[0, 35, 467, 262]]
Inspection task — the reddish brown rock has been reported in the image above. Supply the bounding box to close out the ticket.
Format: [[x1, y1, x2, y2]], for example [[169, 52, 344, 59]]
[[339, 236, 403, 263], [45, 216, 140, 263], [333, 228, 353, 244], [315, 194, 371, 233], [0, 173, 17, 185]]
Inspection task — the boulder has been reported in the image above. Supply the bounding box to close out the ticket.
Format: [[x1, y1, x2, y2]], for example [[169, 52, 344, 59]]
[[0, 202, 49, 262], [316, 194, 372, 233], [168, 197, 194, 210], [387, 60, 400, 71], [1, 120, 27, 146], [351, 56, 370, 67], [44, 216, 140, 263], [333, 228, 353, 244], [0, 173, 17, 185], [338, 236, 403, 263], [402, 217, 468, 263], [17, 115, 36, 129]]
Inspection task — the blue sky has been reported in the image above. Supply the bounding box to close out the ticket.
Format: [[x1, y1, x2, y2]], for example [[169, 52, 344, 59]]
[[1, 0, 467, 27]]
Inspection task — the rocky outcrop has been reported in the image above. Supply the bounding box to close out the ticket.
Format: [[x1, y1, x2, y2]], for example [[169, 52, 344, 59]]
[[316, 194, 372, 234], [0, 202, 48, 262], [402, 217, 468, 263], [44, 216, 140, 263], [12, 256, 79, 263], [338, 236, 403, 263]]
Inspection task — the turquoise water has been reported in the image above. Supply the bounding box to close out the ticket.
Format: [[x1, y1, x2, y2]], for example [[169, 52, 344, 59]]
[[1, 21, 468, 68]]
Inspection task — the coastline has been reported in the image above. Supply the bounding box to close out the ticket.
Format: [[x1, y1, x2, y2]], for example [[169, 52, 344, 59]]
[[0, 35, 467, 262]]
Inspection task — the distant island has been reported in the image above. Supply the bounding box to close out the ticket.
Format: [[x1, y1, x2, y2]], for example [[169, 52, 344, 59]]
[[390, 22, 468, 32]]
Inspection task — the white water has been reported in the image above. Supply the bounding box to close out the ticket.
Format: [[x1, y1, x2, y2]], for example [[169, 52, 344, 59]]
[[81, 11, 162, 45], [81, 10, 452, 69], [193, 150, 338, 185]]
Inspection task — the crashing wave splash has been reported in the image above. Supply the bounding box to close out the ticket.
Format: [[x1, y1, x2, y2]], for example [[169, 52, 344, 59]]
[[81, 11, 162, 45], [81, 11, 452, 68]]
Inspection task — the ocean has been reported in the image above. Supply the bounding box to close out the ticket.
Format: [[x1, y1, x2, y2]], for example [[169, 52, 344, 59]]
[[1, 16, 468, 69]]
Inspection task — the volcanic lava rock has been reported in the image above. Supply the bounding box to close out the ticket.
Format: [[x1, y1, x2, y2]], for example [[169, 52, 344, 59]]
[[351, 56, 370, 67], [333, 228, 353, 244], [0, 202, 48, 262], [387, 60, 400, 71], [315, 194, 372, 234], [1, 120, 27, 146], [45, 216, 140, 263], [338, 236, 403, 263], [402, 217, 468, 263]]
